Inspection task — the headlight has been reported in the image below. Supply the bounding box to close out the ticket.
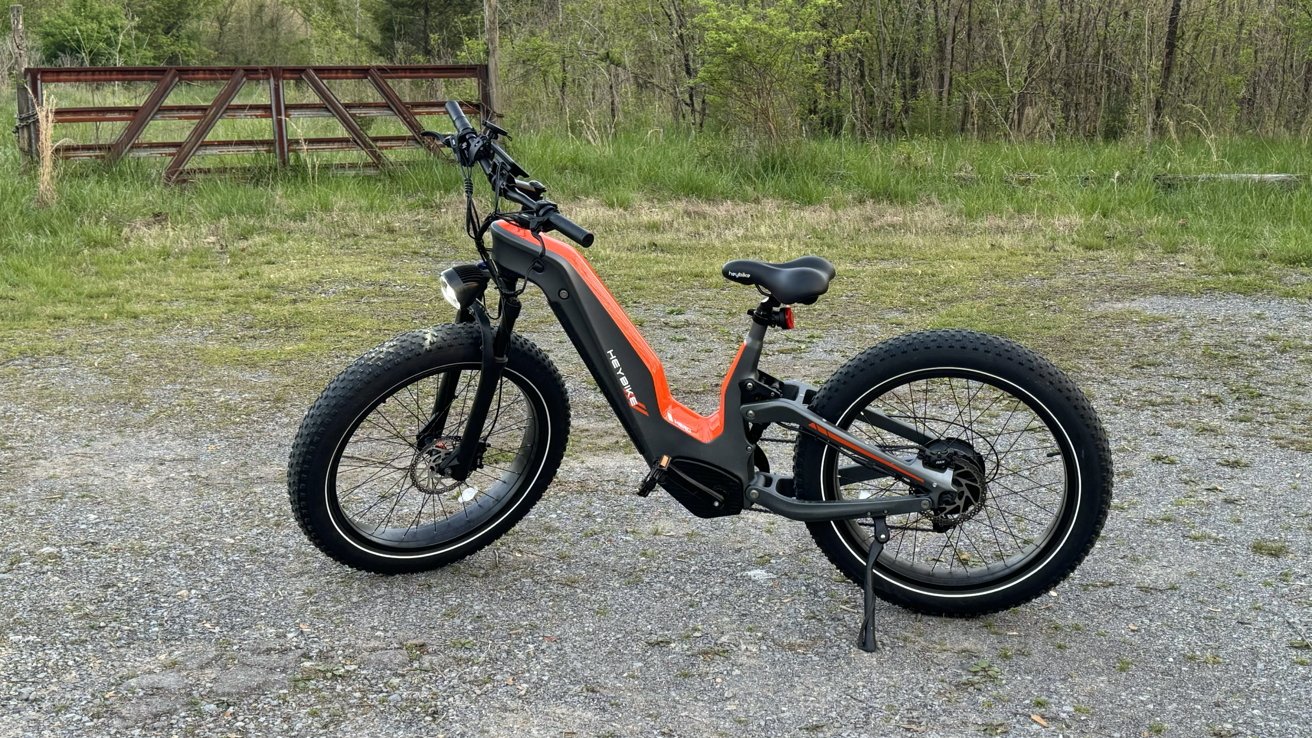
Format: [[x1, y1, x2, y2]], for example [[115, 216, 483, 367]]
[[439, 265, 487, 310], [440, 271, 462, 308]]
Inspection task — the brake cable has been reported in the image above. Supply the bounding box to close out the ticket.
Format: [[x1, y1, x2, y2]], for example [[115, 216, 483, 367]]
[[459, 153, 534, 308]]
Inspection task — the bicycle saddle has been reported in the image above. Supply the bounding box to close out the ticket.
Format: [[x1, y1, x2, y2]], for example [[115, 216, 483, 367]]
[[721, 255, 835, 305]]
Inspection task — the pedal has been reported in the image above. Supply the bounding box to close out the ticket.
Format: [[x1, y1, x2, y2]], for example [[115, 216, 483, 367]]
[[637, 455, 670, 497]]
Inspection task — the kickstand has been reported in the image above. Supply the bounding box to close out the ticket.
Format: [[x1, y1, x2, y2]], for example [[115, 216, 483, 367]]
[[859, 516, 890, 652]]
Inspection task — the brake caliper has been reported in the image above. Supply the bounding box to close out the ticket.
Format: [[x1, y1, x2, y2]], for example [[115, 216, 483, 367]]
[[920, 439, 989, 533]]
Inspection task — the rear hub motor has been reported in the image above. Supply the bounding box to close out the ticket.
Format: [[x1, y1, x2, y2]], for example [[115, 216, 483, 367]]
[[923, 439, 989, 533]]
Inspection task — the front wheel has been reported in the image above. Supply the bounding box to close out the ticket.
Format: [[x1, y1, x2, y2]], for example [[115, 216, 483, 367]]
[[794, 329, 1112, 616], [288, 324, 570, 574]]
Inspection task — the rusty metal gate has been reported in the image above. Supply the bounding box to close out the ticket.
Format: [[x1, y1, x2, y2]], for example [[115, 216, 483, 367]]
[[14, 64, 491, 182]]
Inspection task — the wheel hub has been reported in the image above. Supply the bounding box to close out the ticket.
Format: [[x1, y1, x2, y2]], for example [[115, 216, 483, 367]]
[[922, 439, 989, 533], [410, 437, 462, 495]]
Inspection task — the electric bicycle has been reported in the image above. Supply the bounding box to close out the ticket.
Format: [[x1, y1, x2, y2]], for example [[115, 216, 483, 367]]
[[288, 103, 1113, 650]]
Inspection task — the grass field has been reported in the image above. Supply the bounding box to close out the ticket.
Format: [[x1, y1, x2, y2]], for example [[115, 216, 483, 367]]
[[2, 103, 1311, 375]]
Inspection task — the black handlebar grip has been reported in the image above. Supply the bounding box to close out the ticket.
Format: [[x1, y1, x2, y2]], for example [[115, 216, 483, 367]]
[[547, 211, 594, 247], [445, 100, 474, 136]]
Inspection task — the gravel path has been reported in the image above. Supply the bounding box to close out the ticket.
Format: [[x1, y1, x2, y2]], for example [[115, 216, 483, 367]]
[[1, 291, 1309, 738]]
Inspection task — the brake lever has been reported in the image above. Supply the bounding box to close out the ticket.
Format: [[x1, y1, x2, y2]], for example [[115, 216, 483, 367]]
[[482, 119, 511, 139], [420, 130, 460, 159]]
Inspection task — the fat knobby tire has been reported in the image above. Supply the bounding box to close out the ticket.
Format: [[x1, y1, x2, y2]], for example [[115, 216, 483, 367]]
[[793, 329, 1113, 616], [288, 323, 570, 574]]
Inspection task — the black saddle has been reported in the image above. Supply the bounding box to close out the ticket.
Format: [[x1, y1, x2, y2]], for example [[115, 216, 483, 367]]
[[721, 256, 835, 305]]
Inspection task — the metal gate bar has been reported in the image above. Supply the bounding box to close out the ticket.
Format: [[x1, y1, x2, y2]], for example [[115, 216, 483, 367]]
[[299, 68, 385, 171], [107, 68, 179, 164], [14, 64, 491, 182]]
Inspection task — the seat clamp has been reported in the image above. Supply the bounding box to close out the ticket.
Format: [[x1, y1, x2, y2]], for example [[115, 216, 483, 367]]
[[748, 303, 792, 329]]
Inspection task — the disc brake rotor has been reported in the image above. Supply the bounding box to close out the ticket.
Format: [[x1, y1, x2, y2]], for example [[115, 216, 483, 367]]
[[923, 439, 989, 533], [410, 437, 462, 495]]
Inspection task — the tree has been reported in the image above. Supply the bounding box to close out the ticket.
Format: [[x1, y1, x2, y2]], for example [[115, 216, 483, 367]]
[[209, 0, 311, 64], [373, 0, 479, 61], [1152, 0, 1183, 132], [127, 0, 214, 63], [36, 0, 137, 64], [695, 0, 831, 139]]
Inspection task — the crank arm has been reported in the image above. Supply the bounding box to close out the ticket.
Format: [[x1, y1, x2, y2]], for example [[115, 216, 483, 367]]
[[744, 473, 934, 521], [741, 398, 954, 493]]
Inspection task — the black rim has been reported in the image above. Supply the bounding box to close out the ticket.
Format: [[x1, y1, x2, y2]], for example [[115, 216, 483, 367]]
[[824, 368, 1077, 591], [328, 362, 542, 552]]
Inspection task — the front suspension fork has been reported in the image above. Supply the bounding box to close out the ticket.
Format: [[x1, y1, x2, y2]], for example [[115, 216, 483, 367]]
[[437, 293, 521, 482], [421, 305, 475, 442]]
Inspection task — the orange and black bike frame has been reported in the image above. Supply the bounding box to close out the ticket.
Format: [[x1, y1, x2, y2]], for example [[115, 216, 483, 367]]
[[452, 220, 962, 521]]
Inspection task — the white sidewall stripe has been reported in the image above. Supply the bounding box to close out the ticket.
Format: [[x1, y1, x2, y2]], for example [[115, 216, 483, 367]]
[[324, 365, 552, 560], [821, 367, 1082, 600]]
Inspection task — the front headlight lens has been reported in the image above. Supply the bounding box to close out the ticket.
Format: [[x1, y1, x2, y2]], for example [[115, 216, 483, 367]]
[[439, 265, 487, 310], [440, 273, 461, 309]]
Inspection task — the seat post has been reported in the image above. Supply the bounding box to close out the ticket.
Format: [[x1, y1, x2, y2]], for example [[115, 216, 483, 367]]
[[744, 297, 773, 345], [748, 295, 789, 330]]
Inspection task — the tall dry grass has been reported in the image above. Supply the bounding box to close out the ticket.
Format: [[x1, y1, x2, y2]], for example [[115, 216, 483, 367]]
[[35, 93, 57, 207]]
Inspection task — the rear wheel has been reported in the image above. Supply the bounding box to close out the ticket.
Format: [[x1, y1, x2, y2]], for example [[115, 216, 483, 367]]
[[794, 329, 1111, 616], [288, 324, 569, 574]]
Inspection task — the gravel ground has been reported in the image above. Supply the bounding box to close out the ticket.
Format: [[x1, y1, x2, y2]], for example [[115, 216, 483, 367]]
[[2, 289, 1310, 738]]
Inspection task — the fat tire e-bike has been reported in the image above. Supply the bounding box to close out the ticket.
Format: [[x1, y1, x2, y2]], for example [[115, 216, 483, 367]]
[[288, 103, 1113, 650]]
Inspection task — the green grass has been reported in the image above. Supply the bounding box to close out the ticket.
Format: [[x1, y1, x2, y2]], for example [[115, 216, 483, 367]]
[[2, 100, 1311, 372], [514, 131, 1312, 270]]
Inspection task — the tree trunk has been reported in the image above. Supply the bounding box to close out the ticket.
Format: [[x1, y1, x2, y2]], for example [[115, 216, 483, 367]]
[[484, 0, 500, 115], [957, 0, 973, 134], [421, 1, 432, 60], [1153, 0, 1183, 128]]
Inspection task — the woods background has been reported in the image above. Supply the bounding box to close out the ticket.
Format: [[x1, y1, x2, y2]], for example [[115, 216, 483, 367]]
[[3, 0, 1312, 141]]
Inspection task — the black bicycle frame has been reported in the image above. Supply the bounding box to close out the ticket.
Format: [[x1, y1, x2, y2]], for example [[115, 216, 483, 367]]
[[449, 220, 959, 521]]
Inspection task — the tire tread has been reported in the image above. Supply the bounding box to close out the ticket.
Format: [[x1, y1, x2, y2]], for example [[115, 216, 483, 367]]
[[288, 324, 569, 574], [794, 329, 1112, 616]]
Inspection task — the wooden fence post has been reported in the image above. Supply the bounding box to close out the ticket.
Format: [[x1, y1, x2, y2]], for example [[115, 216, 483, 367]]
[[14, 79, 32, 156], [9, 5, 26, 74], [9, 3, 29, 156], [484, 0, 499, 117]]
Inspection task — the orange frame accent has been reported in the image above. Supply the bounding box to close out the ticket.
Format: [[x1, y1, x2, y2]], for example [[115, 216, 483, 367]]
[[806, 422, 926, 484], [500, 223, 744, 443]]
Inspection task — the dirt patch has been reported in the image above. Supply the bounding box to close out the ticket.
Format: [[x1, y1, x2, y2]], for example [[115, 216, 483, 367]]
[[1, 288, 1309, 737]]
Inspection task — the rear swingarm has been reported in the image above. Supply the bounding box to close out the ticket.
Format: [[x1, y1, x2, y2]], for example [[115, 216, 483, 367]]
[[740, 396, 956, 522]]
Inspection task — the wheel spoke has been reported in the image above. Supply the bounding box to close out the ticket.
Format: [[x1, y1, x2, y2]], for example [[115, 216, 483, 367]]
[[830, 368, 1073, 588], [327, 364, 542, 551]]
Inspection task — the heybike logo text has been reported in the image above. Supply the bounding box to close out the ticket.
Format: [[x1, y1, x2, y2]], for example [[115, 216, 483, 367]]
[[606, 349, 649, 416]]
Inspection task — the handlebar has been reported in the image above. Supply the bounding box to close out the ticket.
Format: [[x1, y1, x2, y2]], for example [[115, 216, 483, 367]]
[[445, 100, 474, 138], [438, 100, 594, 248], [547, 211, 594, 247]]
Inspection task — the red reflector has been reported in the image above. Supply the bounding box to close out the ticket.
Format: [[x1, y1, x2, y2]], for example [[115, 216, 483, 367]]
[[783, 307, 795, 329]]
